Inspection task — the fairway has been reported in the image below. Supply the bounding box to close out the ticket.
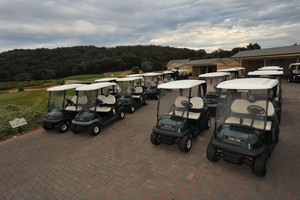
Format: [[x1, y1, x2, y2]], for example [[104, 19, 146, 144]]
[[0, 90, 48, 106]]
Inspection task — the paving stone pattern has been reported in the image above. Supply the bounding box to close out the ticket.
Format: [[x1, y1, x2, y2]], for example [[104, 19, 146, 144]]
[[0, 82, 300, 200]]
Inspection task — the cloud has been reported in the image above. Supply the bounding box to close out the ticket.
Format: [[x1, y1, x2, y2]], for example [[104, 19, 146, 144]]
[[0, 0, 299, 52]]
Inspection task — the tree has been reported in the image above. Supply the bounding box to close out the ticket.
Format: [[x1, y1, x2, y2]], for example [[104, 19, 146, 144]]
[[247, 43, 261, 50], [141, 61, 153, 72], [131, 66, 140, 74]]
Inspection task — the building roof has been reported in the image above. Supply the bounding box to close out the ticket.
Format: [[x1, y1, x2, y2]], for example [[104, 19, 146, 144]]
[[232, 45, 300, 58]]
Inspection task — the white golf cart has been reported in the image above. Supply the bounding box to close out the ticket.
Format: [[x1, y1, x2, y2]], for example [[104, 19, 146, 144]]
[[248, 70, 283, 122], [151, 80, 211, 152], [95, 77, 118, 83], [218, 67, 245, 79], [163, 70, 176, 82], [258, 66, 283, 71], [286, 63, 300, 83], [70, 82, 125, 136], [43, 84, 85, 132], [143, 72, 164, 99], [206, 78, 280, 177], [116, 77, 148, 113], [199, 72, 230, 114]]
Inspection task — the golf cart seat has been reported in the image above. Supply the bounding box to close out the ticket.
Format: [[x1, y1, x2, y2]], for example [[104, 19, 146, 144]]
[[93, 94, 116, 112], [225, 99, 275, 130], [171, 96, 189, 117], [188, 97, 204, 119], [132, 86, 143, 98], [65, 96, 87, 111]]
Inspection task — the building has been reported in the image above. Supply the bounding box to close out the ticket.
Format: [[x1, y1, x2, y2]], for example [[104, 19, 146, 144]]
[[232, 44, 300, 75]]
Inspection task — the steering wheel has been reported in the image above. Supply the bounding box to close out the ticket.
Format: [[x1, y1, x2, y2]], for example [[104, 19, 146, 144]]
[[181, 100, 193, 108], [66, 99, 74, 105], [247, 105, 265, 115]]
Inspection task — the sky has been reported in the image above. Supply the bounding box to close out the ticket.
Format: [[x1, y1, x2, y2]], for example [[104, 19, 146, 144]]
[[0, 0, 300, 53]]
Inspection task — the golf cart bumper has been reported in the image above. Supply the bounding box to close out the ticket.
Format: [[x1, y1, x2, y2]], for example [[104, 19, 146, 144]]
[[210, 137, 268, 164], [43, 118, 62, 124], [72, 119, 99, 127], [153, 127, 189, 144]]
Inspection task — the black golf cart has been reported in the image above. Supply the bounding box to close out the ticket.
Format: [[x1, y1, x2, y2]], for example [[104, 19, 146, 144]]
[[286, 63, 300, 83], [218, 67, 245, 79], [143, 72, 164, 99], [151, 80, 211, 152], [70, 82, 125, 136], [43, 84, 84, 132], [206, 78, 280, 177], [248, 70, 283, 122], [116, 77, 148, 113], [199, 72, 230, 115]]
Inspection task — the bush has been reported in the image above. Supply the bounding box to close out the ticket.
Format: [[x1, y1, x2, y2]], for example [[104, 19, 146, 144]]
[[0, 103, 47, 140]]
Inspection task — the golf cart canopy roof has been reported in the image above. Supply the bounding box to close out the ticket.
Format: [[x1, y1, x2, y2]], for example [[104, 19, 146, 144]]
[[117, 77, 143, 82], [143, 72, 163, 76], [218, 67, 245, 72], [158, 79, 206, 89], [199, 72, 230, 78], [47, 84, 84, 92], [163, 70, 174, 74], [248, 70, 283, 76], [76, 82, 117, 91], [258, 66, 283, 71], [95, 77, 118, 82], [126, 74, 144, 77], [217, 78, 279, 90]]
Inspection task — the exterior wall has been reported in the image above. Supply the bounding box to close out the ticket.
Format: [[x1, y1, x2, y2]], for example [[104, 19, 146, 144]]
[[192, 65, 217, 76]]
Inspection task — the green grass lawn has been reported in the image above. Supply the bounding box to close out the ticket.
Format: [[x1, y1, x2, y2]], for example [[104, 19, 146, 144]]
[[0, 90, 48, 106]]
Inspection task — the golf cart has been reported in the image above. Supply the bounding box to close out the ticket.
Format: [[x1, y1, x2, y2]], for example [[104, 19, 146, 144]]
[[258, 66, 283, 71], [70, 82, 125, 136], [116, 77, 148, 113], [286, 63, 300, 83], [218, 67, 245, 79], [43, 84, 85, 132], [199, 72, 230, 115], [177, 69, 189, 79], [206, 78, 280, 177], [143, 72, 164, 99], [95, 77, 118, 83], [248, 70, 283, 122], [163, 70, 176, 82], [151, 80, 211, 152]]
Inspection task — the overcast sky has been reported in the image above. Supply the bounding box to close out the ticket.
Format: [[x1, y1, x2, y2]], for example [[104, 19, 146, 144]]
[[0, 0, 299, 53]]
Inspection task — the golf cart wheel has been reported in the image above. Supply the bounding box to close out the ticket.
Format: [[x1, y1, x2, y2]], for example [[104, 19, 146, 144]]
[[252, 154, 268, 177], [42, 122, 52, 131], [274, 126, 280, 144], [179, 136, 192, 152], [119, 110, 125, 120], [88, 123, 101, 136], [156, 93, 159, 100], [55, 121, 68, 133], [143, 97, 148, 105], [130, 106, 135, 113], [70, 124, 80, 134], [150, 132, 161, 145], [205, 116, 211, 130], [286, 77, 292, 83], [206, 143, 219, 162]]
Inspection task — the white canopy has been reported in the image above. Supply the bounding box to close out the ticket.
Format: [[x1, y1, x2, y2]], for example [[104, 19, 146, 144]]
[[95, 77, 118, 82], [76, 82, 117, 91], [248, 70, 283, 76], [199, 72, 230, 78], [47, 84, 84, 92], [116, 77, 143, 82], [217, 78, 279, 90], [158, 79, 206, 89], [143, 72, 163, 77], [258, 66, 283, 71]]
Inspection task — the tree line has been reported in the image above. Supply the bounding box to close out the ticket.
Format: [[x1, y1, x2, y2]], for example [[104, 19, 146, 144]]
[[0, 43, 260, 82]]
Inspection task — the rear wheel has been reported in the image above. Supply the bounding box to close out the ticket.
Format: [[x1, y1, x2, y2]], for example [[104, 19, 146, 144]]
[[252, 154, 268, 177], [130, 106, 135, 113], [206, 143, 218, 162], [274, 126, 280, 144], [150, 132, 161, 145], [143, 97, 148, 105], [88, 123, 101, 136], [55, 121, 68, 133], [205, 116, 211, 130], [119, 110, 125, 120], [179, 136, 192, 152], [286, 77, 292, 83]]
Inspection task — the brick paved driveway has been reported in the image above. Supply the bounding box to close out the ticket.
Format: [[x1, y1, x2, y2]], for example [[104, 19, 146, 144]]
[[1, 82, 300, 200]]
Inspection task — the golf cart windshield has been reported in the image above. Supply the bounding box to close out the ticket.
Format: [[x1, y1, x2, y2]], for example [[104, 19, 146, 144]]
[[158, 80, 205, 120], [144, 74, 159, 87], [215, 79, 277, 131], [48, 91, 65, 111], [117, 79, 142, 96]]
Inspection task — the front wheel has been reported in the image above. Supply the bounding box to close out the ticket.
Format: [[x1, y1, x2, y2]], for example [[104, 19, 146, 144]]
[[252, 154, 268, 177], [286, 77, 292, 83], [130, 106, 135, 113], [55, 121, 68, 133], [42, 122, 52, 131], [206, 143, 219, 162], [150, 132, 161, 145], [88, 123, 101, 136], [119, 110, 125, 120], [205, 116, 211, 130], [179, 136, 192, 152], [143, 97, 148, 105]]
